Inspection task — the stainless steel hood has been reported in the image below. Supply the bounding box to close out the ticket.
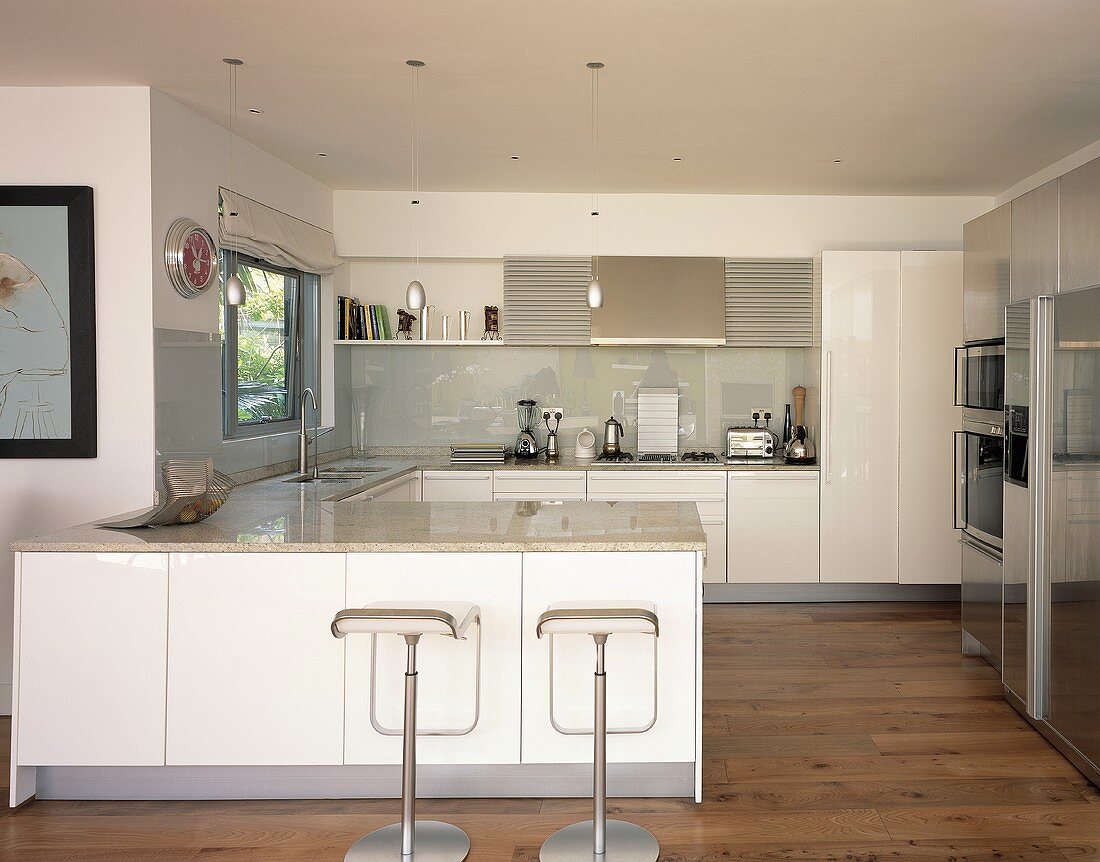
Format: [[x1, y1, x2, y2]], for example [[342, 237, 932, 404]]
[[590, 256, 726, 345]]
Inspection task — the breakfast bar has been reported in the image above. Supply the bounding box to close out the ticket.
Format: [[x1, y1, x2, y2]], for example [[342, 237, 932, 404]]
[[9, 493, 704, 808]]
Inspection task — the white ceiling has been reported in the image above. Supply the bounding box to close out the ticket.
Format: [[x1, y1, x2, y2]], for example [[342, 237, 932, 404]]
[[5, 1, 1100, 195]]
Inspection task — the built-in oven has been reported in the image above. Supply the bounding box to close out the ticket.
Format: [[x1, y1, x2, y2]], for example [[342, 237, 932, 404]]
[[954, 415, 1004, 553], [955, 339, 1006, 415]]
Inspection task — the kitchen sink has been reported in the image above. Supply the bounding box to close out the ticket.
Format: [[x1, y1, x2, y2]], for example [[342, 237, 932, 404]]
[[283, 468, 385, 484]]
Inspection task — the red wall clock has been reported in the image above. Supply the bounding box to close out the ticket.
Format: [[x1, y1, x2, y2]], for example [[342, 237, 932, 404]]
[[165, 218, 220, 298]]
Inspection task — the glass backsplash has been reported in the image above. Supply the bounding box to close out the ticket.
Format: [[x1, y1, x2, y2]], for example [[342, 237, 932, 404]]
[[336, 343, 809, 451]]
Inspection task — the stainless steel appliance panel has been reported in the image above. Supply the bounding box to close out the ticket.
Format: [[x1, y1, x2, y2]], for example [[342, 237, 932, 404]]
[[956, 417, 1004, 551], [963, 204, 1011, 341], [590, 256, 726, 345], [1046, 286, 1100, 771], [955, 341, 1005, 413], [961, 535, 1004, 670], [1010, 179, 1060, 301]]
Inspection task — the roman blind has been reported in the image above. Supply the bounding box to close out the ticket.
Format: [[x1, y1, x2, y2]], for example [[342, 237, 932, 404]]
[[724, 258, 814, 347], [503, 256, 592, 345], [219, 187, 342, 274]]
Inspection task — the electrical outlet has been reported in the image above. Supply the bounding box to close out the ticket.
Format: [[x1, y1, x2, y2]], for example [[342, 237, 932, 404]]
[[542, 405, 564, 422], [751, 406, 771, 420]]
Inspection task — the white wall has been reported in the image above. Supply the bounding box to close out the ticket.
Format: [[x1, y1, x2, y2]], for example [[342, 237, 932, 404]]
[[335, 191, 993, 259], [151, 90, 335, 333], [0, 87, 156, 712], [150, 91, 343, 463]]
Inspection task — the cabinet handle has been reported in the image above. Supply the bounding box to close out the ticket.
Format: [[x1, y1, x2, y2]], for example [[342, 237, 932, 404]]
[[427, 474, 491, 480], [728, 472, 818, 480], [952, 430, 966, 531], [953, 345, 965, 407], [824, 349, 833, 485], [959, 536, 1002, 565]]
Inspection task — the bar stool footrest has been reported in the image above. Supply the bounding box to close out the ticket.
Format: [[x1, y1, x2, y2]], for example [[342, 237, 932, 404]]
[[345, 821, 470, 861], [539, 820, 658, 862]]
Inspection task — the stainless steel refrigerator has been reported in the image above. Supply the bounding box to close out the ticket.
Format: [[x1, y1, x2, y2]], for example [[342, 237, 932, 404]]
[[1003, 287, 1100, 786]]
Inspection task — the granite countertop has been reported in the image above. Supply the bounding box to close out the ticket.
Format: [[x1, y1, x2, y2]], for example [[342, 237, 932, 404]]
[[12, 479, 706, 553], [341, 449, 819, 473]]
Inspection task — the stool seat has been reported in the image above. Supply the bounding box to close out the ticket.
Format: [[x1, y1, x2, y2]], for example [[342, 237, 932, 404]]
[[536, 601, 658, 638], [332, 601, 479, 639]]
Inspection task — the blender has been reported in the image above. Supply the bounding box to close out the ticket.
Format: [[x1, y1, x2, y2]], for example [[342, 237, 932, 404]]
[[514, 399, 540, 458]]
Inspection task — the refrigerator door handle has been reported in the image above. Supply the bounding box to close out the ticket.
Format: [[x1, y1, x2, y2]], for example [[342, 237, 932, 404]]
[[824, 349, 833, 485]]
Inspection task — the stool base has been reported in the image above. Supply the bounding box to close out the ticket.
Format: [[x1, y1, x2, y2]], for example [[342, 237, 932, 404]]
[[539, 819, 659, 862], [344, 821, 470, 861]]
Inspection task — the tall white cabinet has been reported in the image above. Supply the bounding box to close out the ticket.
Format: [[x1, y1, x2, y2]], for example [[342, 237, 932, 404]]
[[820, 251, 962, 585]]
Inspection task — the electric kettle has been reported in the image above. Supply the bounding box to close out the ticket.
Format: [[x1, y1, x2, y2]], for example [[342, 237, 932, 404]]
[[602, 416, 625, 456]]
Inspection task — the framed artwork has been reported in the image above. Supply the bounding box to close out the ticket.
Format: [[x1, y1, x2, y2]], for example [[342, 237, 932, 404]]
[[0, 186, 96, 458]]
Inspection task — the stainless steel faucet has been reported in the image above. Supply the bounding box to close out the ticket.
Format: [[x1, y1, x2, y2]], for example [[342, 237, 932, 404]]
[[298, 387, 319, 477]]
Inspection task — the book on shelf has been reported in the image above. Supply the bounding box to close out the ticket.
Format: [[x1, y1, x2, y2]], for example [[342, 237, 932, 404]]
[[337, 298, 398, 340]]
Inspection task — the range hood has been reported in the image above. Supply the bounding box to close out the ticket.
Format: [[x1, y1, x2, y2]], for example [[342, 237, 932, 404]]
[[589, 256, 726, 345]]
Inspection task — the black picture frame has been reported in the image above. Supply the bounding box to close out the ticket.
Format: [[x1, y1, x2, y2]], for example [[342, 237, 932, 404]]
[[0, 186, 97, 458]]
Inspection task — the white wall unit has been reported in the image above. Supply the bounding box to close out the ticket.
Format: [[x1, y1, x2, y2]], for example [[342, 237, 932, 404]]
[[820, 252, 902, 583], [899, 252, 964, 584], [821, 251, 962, 585], [166, 553, 345, 766], [699, 515, 728, 585], [492, 470, 586, 502], [422, 470, 494, 501], [16, 553, 168, 766], [521, 552, 697, 764], [344, 553, 522, 765], [727, 473, 820, 583]]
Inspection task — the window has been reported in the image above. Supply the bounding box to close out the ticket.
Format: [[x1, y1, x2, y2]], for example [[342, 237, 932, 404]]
[[221, 252, 320, 438]]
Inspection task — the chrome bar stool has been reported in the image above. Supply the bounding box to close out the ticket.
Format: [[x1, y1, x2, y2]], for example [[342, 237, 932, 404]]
[[536, 601, 660, 862], [332, 602, 482, 862]]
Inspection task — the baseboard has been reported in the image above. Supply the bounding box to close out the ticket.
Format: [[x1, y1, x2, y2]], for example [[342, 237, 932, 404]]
[[703, 583, 961, 603], [35, 762, 694, 800], [0, 683, 11, 716]]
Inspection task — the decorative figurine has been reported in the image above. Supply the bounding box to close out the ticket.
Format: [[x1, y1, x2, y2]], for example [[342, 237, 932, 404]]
[[396, 308, 416, 339], [482, 305, 501, 340]]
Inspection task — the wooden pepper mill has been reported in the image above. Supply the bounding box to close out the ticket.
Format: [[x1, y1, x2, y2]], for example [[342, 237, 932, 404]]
[[784, 385, 817, 464]]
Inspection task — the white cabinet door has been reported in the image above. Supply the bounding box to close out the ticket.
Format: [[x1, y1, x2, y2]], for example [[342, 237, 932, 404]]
[[344, 553, 522, 765], [820, 252, 901, 583], [727, 472, 820, 583], [492, 470, 586, 501], [700, 516, 727, 584], [166, 553, 345, 765], [900, 252, 963, 585], [422, 470, 493, 501], [521, 552, 697, 764], [346, 472, 419, 503], [16, 553, 169, 766]]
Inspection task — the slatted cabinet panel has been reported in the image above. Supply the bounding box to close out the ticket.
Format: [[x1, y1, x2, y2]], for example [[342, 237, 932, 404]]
[[725, 258, 814, 346], [503, 256, 592, 345]]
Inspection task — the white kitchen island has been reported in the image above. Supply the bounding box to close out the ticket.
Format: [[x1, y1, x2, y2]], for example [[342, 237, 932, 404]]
[[9, 490, 704, 808]]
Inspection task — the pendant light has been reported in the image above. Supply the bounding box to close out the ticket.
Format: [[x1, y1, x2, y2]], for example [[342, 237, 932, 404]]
[[586, 61, 605, 309], [223, 58, 247, 307], [405, 59, 428, 337]]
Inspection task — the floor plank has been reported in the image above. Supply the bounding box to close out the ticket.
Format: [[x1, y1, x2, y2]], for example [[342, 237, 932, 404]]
[[3, 601, 1097, 860]]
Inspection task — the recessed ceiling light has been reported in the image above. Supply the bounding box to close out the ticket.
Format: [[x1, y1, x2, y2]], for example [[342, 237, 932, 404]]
[[247, 107, 263, 115], [832, 158, 844, 164], [672, 157, 683, 161], [510, 155, 520, 160], [316, 152, 328, 158]]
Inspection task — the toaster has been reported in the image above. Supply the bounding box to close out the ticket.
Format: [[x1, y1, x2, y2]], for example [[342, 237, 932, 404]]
[[726, 426, 776, 459]]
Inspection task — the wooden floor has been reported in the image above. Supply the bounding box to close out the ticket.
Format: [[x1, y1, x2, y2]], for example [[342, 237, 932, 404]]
[[3, 602, 1099, 861]]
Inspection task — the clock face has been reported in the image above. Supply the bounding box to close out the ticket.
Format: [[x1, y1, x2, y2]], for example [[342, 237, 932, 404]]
[[182, 230, 215, 288]]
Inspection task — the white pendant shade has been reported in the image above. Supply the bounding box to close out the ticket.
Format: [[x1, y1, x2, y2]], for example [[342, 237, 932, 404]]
[[587, 277, 603, 309], [225, 273, 247, 306], [406, 279, 426, 310]]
